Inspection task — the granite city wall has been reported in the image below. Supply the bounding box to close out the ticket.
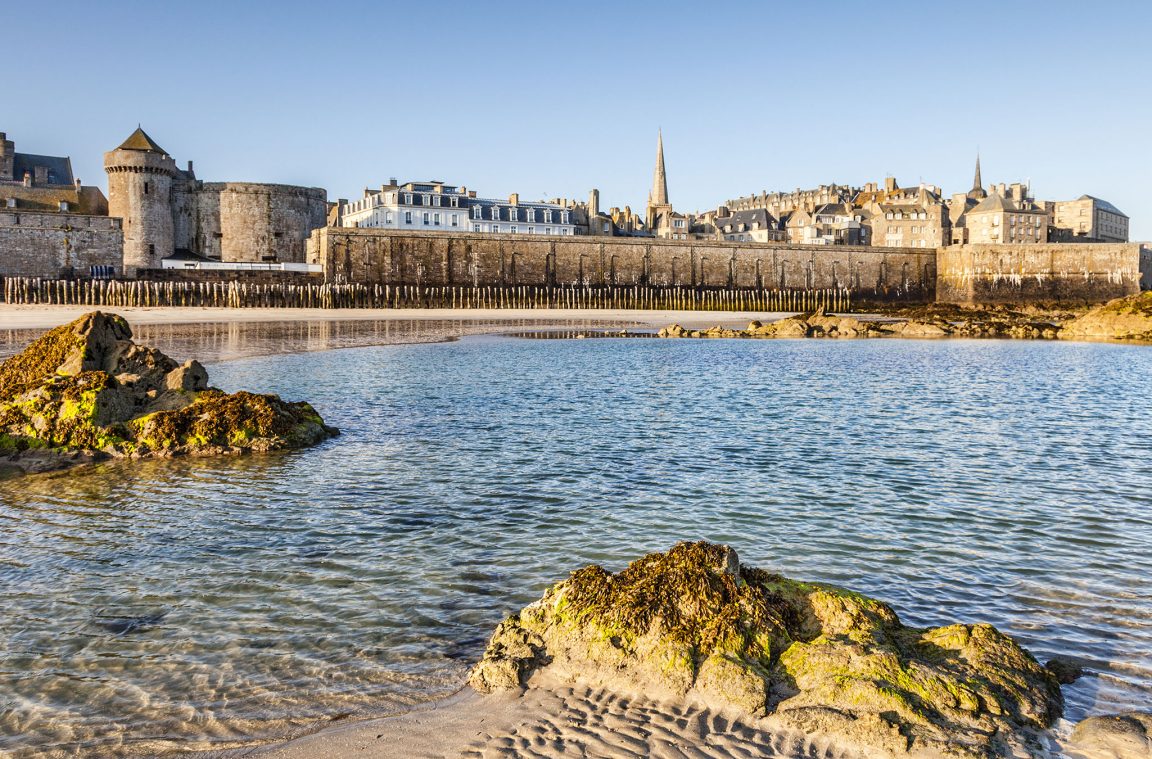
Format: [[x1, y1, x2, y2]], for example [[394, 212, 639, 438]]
[[0, 210, 123, 278], [937, 243, 1142, 304], [307, 228, 937, 301]]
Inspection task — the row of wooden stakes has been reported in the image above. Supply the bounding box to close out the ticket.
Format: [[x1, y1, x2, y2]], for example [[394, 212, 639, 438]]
[[0, 277, 855, 313]]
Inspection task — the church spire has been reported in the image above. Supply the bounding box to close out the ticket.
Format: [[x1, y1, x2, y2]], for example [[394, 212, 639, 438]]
[[972, 153, 983, 193], [651, 130, 669, 207]]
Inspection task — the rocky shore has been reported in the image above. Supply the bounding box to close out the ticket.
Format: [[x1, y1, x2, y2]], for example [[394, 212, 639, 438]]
[[0, 311, 337, 476], [471, 541, 1064, 759], [657, 291, 1152, 343]]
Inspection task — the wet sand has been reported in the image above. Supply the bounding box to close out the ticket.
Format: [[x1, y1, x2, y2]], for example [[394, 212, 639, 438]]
[[246, 679, 861, 759]]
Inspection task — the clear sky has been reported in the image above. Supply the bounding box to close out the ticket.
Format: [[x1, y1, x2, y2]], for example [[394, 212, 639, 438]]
[[6, 0, 1151, 238]]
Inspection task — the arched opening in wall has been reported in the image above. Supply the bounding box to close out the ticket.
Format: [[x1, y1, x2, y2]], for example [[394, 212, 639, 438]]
[[610, 254, 619, 285], [670, 256, 680, 285], [578, 254, 589, 286], [923, 263, 932, 289], [778, 260, 787, 289], [805, 260, 813, 290], [901, 262, 909, 291], [879, 260, 888, 289], [854, 261, 862, 290], [831, 261, 840, 289], [509, 251, 518, 284], [467, 246, 479, 287], [641, 249, 652, 286], [755, 258, 763, 289], [698, 256, 708, 287], [728, 255, 737, 288], [499, 250, 508, 285]]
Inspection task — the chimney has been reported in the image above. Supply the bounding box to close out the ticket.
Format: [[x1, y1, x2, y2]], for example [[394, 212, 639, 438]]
[[187, 160, 194, 173], [509, 193, 519, 205], [23, 171, 32, 187], [75, 178, 82, 189], [589, 188, 600, 216], [389, 177, 397, 186], [884, 177, 897, 193]]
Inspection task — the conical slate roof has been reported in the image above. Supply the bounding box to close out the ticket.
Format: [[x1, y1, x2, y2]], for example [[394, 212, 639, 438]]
[[116, 127, 167, 155], [651, 130, 668, 207]]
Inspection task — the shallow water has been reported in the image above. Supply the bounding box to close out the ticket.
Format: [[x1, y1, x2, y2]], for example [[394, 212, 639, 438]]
[[2, 328, 1151, 757]]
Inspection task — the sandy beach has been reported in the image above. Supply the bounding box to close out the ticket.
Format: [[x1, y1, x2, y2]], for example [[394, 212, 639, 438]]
[[247, 679, 859, 759]]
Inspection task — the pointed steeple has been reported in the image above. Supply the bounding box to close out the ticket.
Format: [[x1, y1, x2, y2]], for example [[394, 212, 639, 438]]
[[967, 153, 987, 200], [651, 130, 669, 207], [116, 126, 168, 155]]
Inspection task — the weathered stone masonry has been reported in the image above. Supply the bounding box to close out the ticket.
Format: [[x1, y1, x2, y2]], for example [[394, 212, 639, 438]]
[[308, 228, 937, 301], [938, 243, 1142, 304], [0, 210, 122, 278]]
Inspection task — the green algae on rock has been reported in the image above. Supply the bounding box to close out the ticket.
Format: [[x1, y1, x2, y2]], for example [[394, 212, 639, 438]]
[[1060, 291, 1152, 341], [0, 312, 337, 474], [470, 541, 1064, 758]]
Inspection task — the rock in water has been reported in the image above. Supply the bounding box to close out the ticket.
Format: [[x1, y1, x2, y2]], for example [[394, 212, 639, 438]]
[[470, 541, 1063, 759], [0, 312, 337, 473], [1061, 291, 1152, 341]]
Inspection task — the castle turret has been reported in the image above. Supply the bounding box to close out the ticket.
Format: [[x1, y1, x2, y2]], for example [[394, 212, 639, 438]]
[[104, 127, 178, 274], [0, 133, 14, 182]]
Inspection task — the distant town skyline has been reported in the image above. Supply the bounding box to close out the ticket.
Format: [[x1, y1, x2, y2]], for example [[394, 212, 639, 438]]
[[6, 0, 1150, 237]]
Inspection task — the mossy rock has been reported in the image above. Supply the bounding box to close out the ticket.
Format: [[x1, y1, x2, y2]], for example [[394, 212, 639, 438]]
[[470, 541, 1063, 758], [0, 312, 337, 473]]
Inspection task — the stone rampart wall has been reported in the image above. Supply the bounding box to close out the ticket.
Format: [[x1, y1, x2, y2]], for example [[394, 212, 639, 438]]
[[308, 228, 936, 301], [0, 211, 123, 278], [937, 243, 1142, 304]]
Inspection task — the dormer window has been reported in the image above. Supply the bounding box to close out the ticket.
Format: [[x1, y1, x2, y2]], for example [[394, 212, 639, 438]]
[[404, 193, 413, 204], [423, 194, 431, 206], [472, 206, 482, 219], [527, 209, 536, 223], [544, 210, 553, 223]]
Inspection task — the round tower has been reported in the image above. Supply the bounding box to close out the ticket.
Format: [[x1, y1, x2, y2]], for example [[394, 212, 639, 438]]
[[104, 127, 178, 275]]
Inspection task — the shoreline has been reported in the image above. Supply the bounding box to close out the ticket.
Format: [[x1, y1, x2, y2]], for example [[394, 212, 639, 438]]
[[0, 304, 801, 331]]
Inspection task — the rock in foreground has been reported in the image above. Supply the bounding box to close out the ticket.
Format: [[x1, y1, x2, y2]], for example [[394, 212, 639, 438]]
[[471, 541, 1063, 759], [0, 312, 337, 474]]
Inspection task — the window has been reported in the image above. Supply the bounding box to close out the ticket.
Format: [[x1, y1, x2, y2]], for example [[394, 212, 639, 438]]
[[561, 212, 569, 224], [473, 224, 480, 232], [433, 212, 441, 225], [527, 209, 536, 223], [510, 226, 518, 234], [422, 194, 431, 206], [545, 227, 552, 235], [404, 193, 413, 204], [144, 182, 150, 195], [472, 206, 482, 219], [491, 207, 500, 220], [432, 195, 441, 207], [508, 208, 517, 222], [450, 196, 459, 208], [451, 213, 458, 227], [601, 222, 609, 233], [492, 225, 501, 233], [544, 210, 553, 223], [404, 211, 412, 224], [385, 211, 393, 224]]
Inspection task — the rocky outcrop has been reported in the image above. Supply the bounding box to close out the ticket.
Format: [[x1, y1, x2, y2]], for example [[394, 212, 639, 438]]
[[1060, 292, 1152, 341], [1068, 712, 1152, 759], [0, 312, 337, 475], [471, 541, 1063, 759], [656, 305, 1066, 341]]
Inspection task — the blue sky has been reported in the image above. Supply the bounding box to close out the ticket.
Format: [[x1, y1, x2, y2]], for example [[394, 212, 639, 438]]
[[7, 0, 1151, 237]]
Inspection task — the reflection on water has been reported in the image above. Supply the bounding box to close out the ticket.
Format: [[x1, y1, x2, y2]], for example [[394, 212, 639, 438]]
[[1, 332, 1152, 757], [0, 317, 635, 363]]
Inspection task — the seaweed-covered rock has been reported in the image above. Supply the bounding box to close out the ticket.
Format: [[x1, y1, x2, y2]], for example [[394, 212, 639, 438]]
[[471, 541, 1063, 758], [1060, 292, 1152, 341], [0, 312, 337, 473]]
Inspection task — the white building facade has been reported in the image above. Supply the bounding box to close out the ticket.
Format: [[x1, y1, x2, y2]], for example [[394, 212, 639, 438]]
[[339, 181, 576, 236]]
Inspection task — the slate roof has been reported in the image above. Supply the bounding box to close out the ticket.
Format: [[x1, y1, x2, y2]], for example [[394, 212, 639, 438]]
[[116, 127, 168, 154], [11, 152, 73, 186], [715, 208, 776, 232], [1079, 195, 1127, 217]]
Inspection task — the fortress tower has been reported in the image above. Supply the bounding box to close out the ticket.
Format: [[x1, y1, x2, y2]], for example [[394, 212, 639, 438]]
[[104, 127, 178, 274]]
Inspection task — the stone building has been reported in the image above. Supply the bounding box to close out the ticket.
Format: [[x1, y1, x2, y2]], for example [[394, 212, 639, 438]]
[[712, 208, 784, 243], [1, 129, 122, 278], [724, 184, 859, 219], [645, 131, 692, 240], [784, 203, 869, 246], [964, 191, 1048, 244], [1, 131, 108, 214], [1048, 195, 1129, 243], [105, 127, 327, 275], [338, 179, 576, 236], [856, 178, 948, 249]]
